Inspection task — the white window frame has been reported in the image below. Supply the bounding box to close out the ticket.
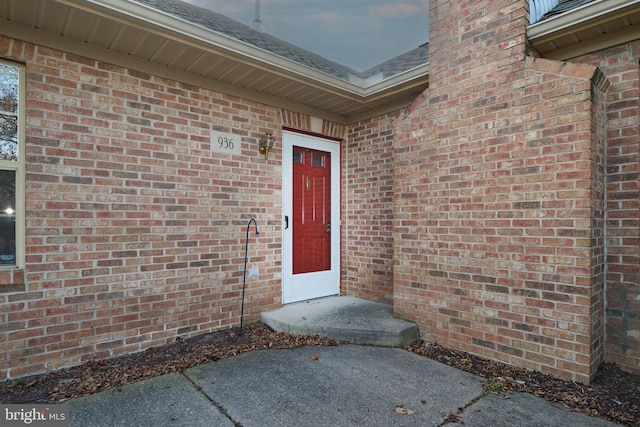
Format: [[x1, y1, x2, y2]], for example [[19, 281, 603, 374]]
[[0, 59, 25, 270]]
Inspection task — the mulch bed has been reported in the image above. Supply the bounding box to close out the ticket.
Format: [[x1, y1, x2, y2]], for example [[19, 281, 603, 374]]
[[406, 341, 639, 426], [1, 324, 638, 426]]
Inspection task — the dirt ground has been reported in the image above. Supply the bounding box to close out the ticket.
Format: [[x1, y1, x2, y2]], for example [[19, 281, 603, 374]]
[[0, 323, 638, 426]]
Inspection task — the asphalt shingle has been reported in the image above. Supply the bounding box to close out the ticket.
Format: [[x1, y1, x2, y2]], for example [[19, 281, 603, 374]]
[[133, 0, 427, 82], [537, 0, 597, 22]]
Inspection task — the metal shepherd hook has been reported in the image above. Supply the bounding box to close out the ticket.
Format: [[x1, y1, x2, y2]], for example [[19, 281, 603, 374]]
[[240, 218, 259, 334]]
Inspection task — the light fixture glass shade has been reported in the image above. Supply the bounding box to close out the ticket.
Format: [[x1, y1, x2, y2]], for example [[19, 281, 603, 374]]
[[259, 132, 275, 159]]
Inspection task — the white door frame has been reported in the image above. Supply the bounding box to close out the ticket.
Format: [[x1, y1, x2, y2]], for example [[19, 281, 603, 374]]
[[282, 131, 340, 304]]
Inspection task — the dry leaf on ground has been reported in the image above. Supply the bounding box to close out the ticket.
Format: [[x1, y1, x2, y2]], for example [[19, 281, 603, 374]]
[[394, 406, 414, 415]]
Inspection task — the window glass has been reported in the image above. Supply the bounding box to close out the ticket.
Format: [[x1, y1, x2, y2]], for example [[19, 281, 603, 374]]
[[0, 60, 22, 268], [0, 64, 18, 161], [0, 170, 15, 263]]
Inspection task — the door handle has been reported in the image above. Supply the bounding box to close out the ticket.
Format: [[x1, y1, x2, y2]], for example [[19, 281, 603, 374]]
[[327, 221, 331, 235], [284, 215, 289, 230]]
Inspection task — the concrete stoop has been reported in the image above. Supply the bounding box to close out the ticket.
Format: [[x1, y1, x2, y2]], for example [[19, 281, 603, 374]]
[[261, 295, 419, 347]]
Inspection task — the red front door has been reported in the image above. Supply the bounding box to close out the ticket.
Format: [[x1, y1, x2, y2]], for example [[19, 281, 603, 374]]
[[292, 146, 331, 274]]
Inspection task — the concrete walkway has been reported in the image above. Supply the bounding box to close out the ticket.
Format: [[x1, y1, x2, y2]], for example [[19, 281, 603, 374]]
[[69, 345, 620, 427]]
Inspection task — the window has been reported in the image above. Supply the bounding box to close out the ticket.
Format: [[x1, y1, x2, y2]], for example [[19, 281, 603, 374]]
[[312, 153, 325, 167], [0, 60, 24, 268]]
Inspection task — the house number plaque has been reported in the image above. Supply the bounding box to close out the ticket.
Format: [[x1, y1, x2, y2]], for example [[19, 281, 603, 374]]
[[211, 131, 241, 156]]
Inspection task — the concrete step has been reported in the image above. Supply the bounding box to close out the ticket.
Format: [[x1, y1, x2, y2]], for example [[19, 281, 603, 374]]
[[261, 296, 419, 347]]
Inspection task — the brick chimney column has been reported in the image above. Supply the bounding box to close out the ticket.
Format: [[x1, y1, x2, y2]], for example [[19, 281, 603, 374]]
[[393, 0, 607, 383]]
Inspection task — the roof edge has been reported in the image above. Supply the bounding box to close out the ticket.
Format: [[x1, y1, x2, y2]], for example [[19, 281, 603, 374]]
[[62, 0, 425, 97], [59, 0, 363, 93], [527, 0, 640, 39], [0, 19, 349, 124]]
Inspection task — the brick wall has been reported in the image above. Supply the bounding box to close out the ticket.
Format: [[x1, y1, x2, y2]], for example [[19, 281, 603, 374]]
[[0, 5, 636, 384], [572, 41, 640, 374], [0, 38, 345, 380], [392, 0, 609, 383], [343, 114, 397, 303]]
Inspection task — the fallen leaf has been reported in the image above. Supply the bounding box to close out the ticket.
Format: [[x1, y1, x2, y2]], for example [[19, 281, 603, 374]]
[[443, 412, 460, 422], [394, 406, 414, 415], [309, 354, 319, 361]]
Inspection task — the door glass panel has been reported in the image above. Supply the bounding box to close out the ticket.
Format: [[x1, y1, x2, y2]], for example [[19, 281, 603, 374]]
[[312, 154, 324, 167], [292, 147, 331, 274]]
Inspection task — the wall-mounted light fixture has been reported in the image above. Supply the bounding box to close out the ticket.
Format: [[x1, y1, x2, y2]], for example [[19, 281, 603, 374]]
[[259, 132, 275, 160]]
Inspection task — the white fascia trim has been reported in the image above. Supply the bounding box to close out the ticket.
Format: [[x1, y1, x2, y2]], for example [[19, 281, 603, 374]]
[[58, 0, 425, 98], [527, 0, 640, 39]]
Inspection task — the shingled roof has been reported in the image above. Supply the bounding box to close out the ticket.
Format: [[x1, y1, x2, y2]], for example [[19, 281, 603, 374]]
[[134, 0, 428, 82], [538, 0, 598, 22], [360, 43, 430, 80]]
